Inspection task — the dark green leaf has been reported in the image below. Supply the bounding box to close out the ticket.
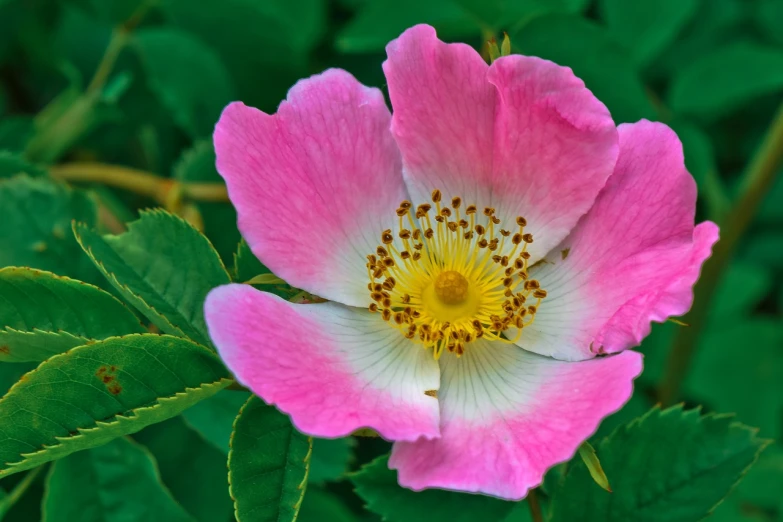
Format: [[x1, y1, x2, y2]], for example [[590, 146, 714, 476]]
[[0, 362, 37, 396], [135, 417, 234, 522], [74, 209, 231, 348], [233, 239, 301, 299], [0, 334, 230, 476], [173, 141, 239, 264], [0, 176, 98, 282], [0, 267, 144, 362], [309, 438, 355, 485], [182, 389, 250, 453], [0, 117, 34, 152], [133, 28, 235, 138], [686, 320, 783, 439], [549, 406, 769, 522], [42, 437, 195, 522], [0, 152, 46, 179], [599, 0, 698, 68], [351, 455, 515, 522], [668, 41, 783, 120], [298, 486, 360, 522], [509, 15, 656, 123], [228, 395, 312, 522]]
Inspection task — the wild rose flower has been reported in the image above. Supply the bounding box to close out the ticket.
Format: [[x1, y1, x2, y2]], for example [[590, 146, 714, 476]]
[[204, 25, 718, 499]]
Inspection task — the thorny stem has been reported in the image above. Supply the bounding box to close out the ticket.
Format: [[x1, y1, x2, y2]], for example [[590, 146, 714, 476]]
[[527, 488, 544, 522], [0, 465, 45, 517], [658, 101, 783, 405], [50, 163, 229, 205]]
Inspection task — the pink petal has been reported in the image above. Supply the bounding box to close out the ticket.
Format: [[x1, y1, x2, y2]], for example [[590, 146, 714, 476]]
[[204, 284, 440, 441], [389, 342, 642, 500], [520, 120, 719, 361], [213, 69, 407, 307], [383, 25, 619, 260]]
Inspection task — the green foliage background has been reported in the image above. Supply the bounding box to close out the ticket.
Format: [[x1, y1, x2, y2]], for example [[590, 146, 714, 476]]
[[0, 0, 782, 520]]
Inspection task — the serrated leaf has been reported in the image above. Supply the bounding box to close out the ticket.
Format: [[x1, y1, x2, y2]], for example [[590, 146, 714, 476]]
[[0, 267, 144, 362], [549, 406, 769, 522], [133, 28, 235, 138], [0, 334, 230, 476], [351, 455, 515, 522], [668, 41, 783, 120], [599, 0, 698, 68], [135, 417, 234, 522], [0, 176, 98, 282], [42, 436, 195, 522], [233, 239, 301, 300], [181, 389, 250, 454], [73, 209, 230, 348], [228, 395, 312, 522], [509, 14, 655, 124]]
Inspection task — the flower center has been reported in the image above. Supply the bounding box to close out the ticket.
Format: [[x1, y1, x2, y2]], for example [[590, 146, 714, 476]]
[[366, 189, 548, 359], [433, 270, 469, 305]]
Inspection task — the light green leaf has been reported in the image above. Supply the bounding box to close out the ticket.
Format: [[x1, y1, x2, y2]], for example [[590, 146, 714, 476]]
[[599, 0, 698, 68], [577, 441, 611, 492], [668, 41, 783, 120], [0, 267, 144, 362], [351, 455, 515, 522], [135, 417, 234, 522], [133, 28, 235, 138], [549, 406, 769, 522], [309, 438, 355, 485], [509, 15, 656, 124], [181, 389, 250, 454], [0, 334, 230, 477], [42, 437, 195, 522], [228, 395, 312, 522], [0, 176, 97, 282], [74, 209, 231, 348]]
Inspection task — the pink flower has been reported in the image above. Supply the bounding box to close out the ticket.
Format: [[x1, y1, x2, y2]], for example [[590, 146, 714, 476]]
[[204, 25, 718, 499]]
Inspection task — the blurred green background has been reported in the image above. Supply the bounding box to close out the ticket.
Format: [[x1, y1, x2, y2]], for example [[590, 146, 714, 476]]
[[1, 0, 783, 520]]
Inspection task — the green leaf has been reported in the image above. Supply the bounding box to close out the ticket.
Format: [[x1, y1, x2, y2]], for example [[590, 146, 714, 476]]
[[162, 0, 324, 111], [685, 320, 783, 439], [351, 455, 515, 522], [549, 406, 769, 522], [228, 395, 312, 522], [309, 438, 355, 485], [509, 15, 656, 124], [74, 209, 231, 348], [233, 239, 301, 299], [133, 28, 235, 138], [0, 267, 144, 362], [181, 389, 250, 454], [0, 362, 36, 396], [0, 117, 34, 152], [337, 0, 477, 53], [42, 437, 195, 522], [0, 334, 230, 476], [298, 486, 360, 522], [668, 41, 783, 120], [577, 441, 611, 492], [173, 141, 239, 264], [135, 417, 234, 522], [0, 152, 46, 179], [598, 0, 698, 68], [0, 177, 98, 282]]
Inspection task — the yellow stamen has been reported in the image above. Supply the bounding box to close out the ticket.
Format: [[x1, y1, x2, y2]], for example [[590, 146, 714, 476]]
[[365, 189, 548, 359]]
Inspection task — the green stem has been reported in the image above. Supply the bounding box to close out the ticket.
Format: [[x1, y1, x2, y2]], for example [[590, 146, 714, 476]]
[[527, 489, 544, 522], [86, 28, 131, 95], [658, 101, 783, 405], [0, 465, 45, 518]]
